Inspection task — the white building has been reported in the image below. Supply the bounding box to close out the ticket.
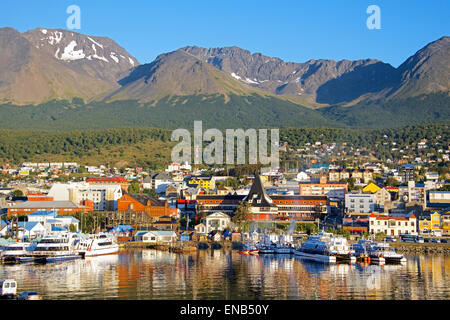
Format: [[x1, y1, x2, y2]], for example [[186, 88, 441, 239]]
[[345, 193, 376, 213], [369, 213, 417, 236], [139, 231, 177, 243], [204, 212, 231, 233], [26, 210, 79, 234], [48, 182, 122, 211]]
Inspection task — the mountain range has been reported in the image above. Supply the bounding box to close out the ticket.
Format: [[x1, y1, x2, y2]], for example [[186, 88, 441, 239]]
[[0, 27, 448, 129]]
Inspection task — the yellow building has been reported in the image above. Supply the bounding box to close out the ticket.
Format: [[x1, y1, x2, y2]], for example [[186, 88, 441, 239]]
[[187, 177, 213, 189], [419, 212, 441, 234], [363, 183, 381, 194]]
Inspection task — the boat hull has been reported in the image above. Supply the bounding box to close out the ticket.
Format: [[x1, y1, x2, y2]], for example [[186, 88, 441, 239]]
[[274, 248, 292, 254], [335, 254, 356, 264], [34, 254, 81, 263], [81, 246, 119, 258], [294, 250, 336, 263], [384, 256, 407, 264]]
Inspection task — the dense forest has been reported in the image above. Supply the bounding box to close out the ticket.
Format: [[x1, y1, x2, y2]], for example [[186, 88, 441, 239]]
[[0, 92, 448, 131], [0, 124, 447, 168]]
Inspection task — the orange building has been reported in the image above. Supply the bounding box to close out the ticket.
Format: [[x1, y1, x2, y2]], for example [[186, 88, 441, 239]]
[[86, 176, 130, 193], [117, 194, 171, 218]]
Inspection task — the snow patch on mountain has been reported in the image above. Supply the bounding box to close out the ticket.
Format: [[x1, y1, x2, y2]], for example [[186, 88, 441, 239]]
[[60, 40, 85, 61], [48, 31, 63, 45], [88, 37, 103, 49]]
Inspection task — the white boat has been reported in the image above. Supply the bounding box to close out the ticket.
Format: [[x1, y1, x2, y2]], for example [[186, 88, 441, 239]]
[[274, 243, 292, 254], [32, 233, 81, 263], [370, 242, 407, 264], [2, 242, 38, 264], [256, 235, 275, 254], [77, 233, 119, 258], [274, 235, 294, 254], [294, 233, 337, 263], [329, 235, 356, 264], [351, 239, 385, 265]]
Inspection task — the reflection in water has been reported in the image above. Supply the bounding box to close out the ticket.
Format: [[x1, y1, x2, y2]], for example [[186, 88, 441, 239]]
[[0, 249, 449, 300]]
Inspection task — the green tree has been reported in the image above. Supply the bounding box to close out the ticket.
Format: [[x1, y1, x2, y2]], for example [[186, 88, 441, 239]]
[[69, 224, 77, 232], [128, 180, 140, 194], [13, 189, 23, 197], [232, 201, 252, 233]]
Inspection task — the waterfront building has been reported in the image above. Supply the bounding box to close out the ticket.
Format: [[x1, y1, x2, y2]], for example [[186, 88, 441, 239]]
[[369, 213, 417, 236], [204, 212, 231, 233], [418, 211, 441, 235], [196, 175, 328, 222], [117, 193, 172, 217], [138, 230, 177, 243]]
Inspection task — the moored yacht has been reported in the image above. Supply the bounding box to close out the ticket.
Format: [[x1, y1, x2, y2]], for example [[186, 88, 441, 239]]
[[77, 233, 119, 258], [370, 242, 407, 264], [294, 233, 336, 263], [32, 233, 81, 263], [352, 239, 385, 265], [329, 235, 356, 264], [2, 242, 38, 264]]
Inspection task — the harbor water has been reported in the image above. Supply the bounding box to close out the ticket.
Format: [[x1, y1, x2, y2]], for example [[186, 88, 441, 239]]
[[1, 249, 449, 300]]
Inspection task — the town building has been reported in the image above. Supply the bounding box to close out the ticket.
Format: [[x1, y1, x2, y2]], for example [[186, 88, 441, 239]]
[[203, 212, 231, 234], [369, 213, 417, 236], [85, 176, 130, 193], [418, 211, 441, 235], [345, 193, 376, 214], [7, 200, 91, 216], [142, 173, 172, 194], [402, 164, 415, 183], [48, 182, 122, 211], [299, 176, 347, 199]]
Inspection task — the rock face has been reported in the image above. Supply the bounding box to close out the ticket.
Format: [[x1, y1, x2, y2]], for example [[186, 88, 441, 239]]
[[181, 46, 399, 104], [182, 39, 450, 104], [388, 36, 450, 99], [0, 27, 138, 105], [0, 27, 448, 107], [105, 49, 266, 102]]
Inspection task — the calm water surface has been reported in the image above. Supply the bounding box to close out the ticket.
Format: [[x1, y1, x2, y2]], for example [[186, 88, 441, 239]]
[[1, 249, 449, 300]]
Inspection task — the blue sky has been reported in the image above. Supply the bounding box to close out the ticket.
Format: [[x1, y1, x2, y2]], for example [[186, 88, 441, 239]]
[[1, 0, 449, 67]]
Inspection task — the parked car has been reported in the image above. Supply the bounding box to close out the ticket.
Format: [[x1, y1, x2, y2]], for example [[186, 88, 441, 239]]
[[440, 239, 448, 244], [432, 238, 440, 243], [18, 291, 41, 300], [424, 238, 431, 243], [385, 236, 397, 242]]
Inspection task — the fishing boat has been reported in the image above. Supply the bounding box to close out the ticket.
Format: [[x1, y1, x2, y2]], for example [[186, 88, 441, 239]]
[[273, 235, 293, 254], [32, 233, 81, 263], [2, 242, 38, 264], [77, 233, 119, 258], [293, 233, 337, 263], [352, 239, 385, 265], [274, 243, 292, 254], [256, 235, 275, 254]]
